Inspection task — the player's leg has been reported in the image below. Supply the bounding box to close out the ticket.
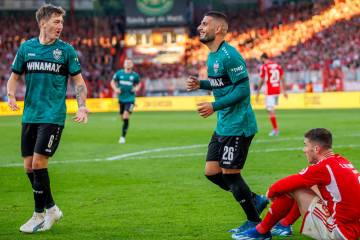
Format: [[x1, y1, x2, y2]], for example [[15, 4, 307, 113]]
[[266, 96, 279, 136], [220, 135, 265, 233], [291, 188, 318, 216], [271, 201, 299, 236], [232, 194, 294, 240], [24, 157, 34, 185], [118, 102, 125, 143], [32, 124, 64, 232], [22, 124, 36, 188], [204, 132, 229, 191], [119, 103, 134, 144], [122, 110, 130, 137], [205, 162, 229, 190], [19, 124, 46, 233], [292, 188, 339, 239]]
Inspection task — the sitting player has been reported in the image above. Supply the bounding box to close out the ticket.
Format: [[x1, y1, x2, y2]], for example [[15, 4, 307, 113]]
[[233, 128, 360, 240]]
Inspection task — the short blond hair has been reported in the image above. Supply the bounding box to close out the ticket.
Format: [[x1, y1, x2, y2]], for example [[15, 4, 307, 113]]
[[36, 4, 65, 24]]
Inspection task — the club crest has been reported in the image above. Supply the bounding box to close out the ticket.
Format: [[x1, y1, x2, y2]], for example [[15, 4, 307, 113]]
[[213, 62, 219, 74], [53, 49, 62, 60]]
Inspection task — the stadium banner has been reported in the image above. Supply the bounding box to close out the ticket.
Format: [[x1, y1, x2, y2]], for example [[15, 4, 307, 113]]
[[125, 0, 187, 28], [0, 92, 359, 116]]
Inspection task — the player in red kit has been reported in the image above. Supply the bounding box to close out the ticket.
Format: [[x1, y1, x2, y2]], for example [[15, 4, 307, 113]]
[[256, 53, 287, 137], [232, 128, 360, 240]]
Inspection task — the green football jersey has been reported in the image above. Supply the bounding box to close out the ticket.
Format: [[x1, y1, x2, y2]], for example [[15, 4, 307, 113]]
[[206, 41, 257, 136], [112, 69, 140, 103], [12, 38, 81, 126]]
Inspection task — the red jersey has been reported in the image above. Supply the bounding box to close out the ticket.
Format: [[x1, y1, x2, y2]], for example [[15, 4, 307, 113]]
[[268, 155, 360, 239], [260, 61, 284, 95]]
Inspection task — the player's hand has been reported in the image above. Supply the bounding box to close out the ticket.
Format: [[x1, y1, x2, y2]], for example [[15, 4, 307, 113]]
[[186, 76, 200, 91], [7, 95, 20, 111], [265, 190, 274, 201], [284, 92, 288, 99], [73, 106, 89, 123], [255, 93, 260, 103], [115, 88, 121, 94], [197, 102, 214, 118]]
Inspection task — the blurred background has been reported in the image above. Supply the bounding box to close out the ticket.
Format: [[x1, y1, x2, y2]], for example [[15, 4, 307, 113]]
[[0, 0, 359, 99]]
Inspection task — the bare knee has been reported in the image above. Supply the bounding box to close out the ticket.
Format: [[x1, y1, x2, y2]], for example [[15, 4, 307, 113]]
[[292, 188, 317, 216], [24, 166, 33, 173], [205, 161, 221, 176], [23, 156, 33, 173], [123, 112, 130, 119], [222, 168, 241, 174], [205, 169, 221, 176], [32, 154, 49, 169]]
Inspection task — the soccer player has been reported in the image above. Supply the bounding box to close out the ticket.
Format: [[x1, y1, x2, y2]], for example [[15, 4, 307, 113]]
[[186, 11, 268, 233], [233, 128, 360, 240], [110, 59, 140, 144], [256, 53, 287, 137], [6, 4, 88, 233]]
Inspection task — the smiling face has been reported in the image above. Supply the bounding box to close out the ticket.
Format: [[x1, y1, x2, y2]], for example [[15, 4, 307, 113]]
[[197, 16, 216, 44], [40, 13, 64, 41]]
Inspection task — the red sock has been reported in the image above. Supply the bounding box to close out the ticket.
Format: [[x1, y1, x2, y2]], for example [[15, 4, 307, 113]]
[[280, 201, 301, 226], [269, 112, 278, 130], [256, 195, 294, 234]]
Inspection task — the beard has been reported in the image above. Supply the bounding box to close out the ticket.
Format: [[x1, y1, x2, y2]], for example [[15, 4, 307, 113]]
[[199, 33, 215, 44]]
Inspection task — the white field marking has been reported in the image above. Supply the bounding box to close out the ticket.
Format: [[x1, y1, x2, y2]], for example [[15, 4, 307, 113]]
[[1, 144, 359, 168], [106, 144, 206, 161]]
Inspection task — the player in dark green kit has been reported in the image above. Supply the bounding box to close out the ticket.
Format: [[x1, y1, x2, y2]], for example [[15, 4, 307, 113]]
[[110, 59, 140, 144], [186, 11, 268, 234], [6, 4, 88, 233]]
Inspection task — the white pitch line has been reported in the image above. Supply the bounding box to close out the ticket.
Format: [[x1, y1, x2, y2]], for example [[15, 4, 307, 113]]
[[1, 144, 359, 168], [105, 144, 206, 161]]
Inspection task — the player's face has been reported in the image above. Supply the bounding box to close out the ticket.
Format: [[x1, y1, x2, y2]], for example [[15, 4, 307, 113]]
[[124, 60, 133, 70], [42, 14, 64, 40], [197, 16, 216, 44], [303, 138, 319, 164]]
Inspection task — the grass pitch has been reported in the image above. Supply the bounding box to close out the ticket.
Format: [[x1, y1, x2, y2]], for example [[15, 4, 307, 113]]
[[0, 109, 359, 240]]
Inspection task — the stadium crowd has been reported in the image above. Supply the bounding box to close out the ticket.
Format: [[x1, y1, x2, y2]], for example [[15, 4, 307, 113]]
[[186, 0, 360, 72], [1, 0, 359, 99]]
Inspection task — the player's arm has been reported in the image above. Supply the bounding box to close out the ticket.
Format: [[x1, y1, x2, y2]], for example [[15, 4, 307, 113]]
[[198, 55, 250, 118], [213, 78, 250, 111], [267, 166, 328, 199], [256, 66, 265, 102], [133, 74, 141, 93], [212, 55, 250, 110], [67, 45, 88, 123], [186, 76, 212, 91], [280, 71, 288, 98], [72, 73, 88, 123], [110, 77, 121, 94], [197, 78, 250, 118], [6, 72, 21, 111], [8, 43, 25, 111], [199, 79, 212, 90], [134, 82, 141, 92]]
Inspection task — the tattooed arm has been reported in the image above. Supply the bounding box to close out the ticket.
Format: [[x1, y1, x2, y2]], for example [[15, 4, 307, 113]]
[[72, 73, 88, 123]]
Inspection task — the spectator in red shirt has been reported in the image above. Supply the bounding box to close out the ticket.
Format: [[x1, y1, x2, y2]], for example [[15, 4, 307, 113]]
[[232, 128, 360, 240]]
